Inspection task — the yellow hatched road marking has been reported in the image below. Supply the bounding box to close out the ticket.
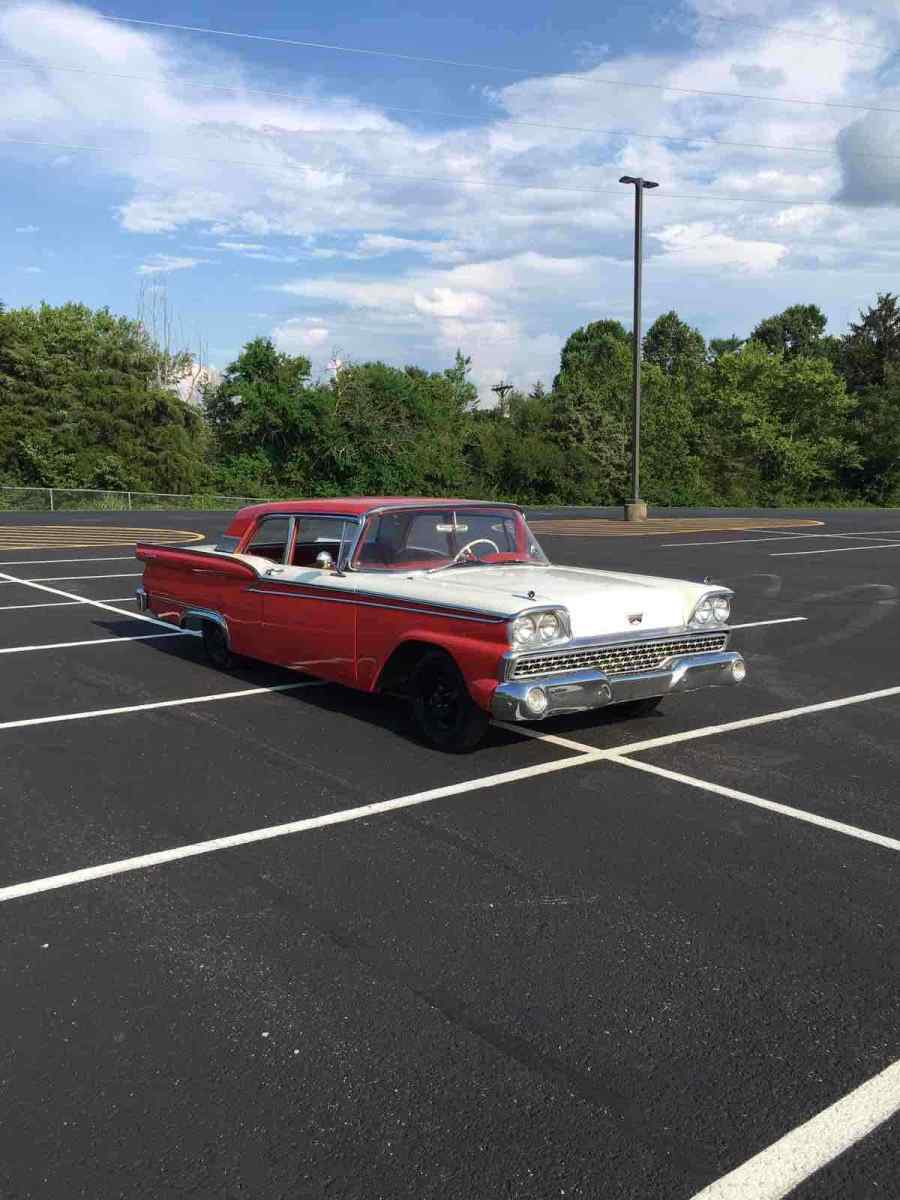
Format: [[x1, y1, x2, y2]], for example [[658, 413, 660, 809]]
[[0, 524, 205, 550], [530, 517, 824, 538]]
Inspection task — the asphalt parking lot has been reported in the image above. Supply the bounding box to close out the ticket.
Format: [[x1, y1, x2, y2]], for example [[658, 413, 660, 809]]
[[1, 506, 899, 1199]]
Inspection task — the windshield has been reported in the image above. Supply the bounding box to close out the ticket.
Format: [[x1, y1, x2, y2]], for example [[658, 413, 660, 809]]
[[352, 507, 549, 573]]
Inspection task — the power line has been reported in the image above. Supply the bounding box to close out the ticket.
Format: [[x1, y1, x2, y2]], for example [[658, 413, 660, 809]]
[[4, 56, 900, 166], [697, 13, 895, 53], [0, 133, 846, 207], [77, 12, 900, 116]]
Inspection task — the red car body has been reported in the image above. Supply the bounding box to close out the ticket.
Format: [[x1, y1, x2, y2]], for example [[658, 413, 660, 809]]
[[136, 496, 744, 750], [137, 498, 514, 713]]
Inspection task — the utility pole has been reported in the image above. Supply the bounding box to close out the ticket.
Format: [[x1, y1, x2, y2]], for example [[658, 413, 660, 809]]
[[619, 174, 658, 522], [491, 381, 514, 411]]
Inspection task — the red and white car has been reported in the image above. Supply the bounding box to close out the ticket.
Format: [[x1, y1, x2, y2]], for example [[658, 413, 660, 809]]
[[136, 497, 746, 751]]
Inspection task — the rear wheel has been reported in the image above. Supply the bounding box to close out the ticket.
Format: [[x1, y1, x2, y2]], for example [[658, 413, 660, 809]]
[[614, 696, 663, 718], [410, 650, 489, 752], [202, 621, 234, 670]]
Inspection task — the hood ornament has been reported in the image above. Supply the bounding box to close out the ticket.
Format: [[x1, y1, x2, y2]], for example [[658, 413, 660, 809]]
[[628, 612, 643, 625]]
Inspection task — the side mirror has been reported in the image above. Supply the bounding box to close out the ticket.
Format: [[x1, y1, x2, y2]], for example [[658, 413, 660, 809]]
[[315, 551, 334, 570]]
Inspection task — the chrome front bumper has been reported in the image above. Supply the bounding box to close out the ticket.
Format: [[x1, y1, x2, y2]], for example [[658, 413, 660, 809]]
[[490, 650, 746, 721]]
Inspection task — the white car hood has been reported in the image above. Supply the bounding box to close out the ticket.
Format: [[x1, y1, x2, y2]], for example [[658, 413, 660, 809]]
[[356, 564, 715, 639]]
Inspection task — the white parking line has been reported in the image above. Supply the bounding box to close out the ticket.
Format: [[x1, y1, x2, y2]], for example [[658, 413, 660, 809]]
[[664, 531, 900, 548], [0, 556, 135, 566], [0, 632, 190, 655], [0, 747, 607, 903], [772, 543, 900, 557], [0, 681, 317, 734], [495, 724, 596, 753], [0, 571, 176, 632], [503, 681, 900, 762], [0, 572, 142, 583], [5, 677, 900, 903], [0, 596, 134, 612], [728, 617, 806, 630], [613, 683, 900, 758], [689, 1057, 900, 1199], [607, 755, 900, 855]]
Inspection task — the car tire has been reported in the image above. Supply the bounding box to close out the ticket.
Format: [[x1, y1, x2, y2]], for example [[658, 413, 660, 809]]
[[410, 649, 490, 752], [615, 696, 663, 718], [202, 621, 234, 670]]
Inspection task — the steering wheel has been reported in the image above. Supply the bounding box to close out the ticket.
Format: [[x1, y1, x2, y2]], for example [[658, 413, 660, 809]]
[[453, 537, 500, 563]]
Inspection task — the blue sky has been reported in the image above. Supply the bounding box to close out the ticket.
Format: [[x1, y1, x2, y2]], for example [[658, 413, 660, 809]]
[[3, 0, 900, 397]]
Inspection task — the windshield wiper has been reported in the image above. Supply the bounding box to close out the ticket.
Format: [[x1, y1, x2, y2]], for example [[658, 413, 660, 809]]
[[426, 558, 494, 575]]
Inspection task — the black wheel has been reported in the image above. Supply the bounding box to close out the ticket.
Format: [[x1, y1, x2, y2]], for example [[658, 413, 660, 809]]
[[410, 650, 490, 752], [614, 696, 663, 718], [202, 621, 234, 670]]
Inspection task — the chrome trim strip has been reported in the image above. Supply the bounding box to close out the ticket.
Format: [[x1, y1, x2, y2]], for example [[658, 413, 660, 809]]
[[238, 512, 363, 559], [492, 650, 745, 721], [181, 606, 231, 646], [244, 586, 508, 623], [363, 501, 524, 518], [500, 626, 731, 681]]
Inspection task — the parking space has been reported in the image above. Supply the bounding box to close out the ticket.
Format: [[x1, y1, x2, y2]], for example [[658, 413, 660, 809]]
[[2, 508, 900, 1198]]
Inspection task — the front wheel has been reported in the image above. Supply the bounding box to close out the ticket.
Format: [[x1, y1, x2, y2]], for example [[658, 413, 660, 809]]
[[202, 621, 234, 670], [410, 650, 489, 752]]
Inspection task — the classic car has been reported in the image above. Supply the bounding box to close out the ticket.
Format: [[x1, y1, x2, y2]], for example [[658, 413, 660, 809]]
[[135, 497, 746, 751]]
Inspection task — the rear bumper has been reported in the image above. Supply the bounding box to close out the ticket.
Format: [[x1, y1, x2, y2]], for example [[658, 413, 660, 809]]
[[490, 650, 746, 721]]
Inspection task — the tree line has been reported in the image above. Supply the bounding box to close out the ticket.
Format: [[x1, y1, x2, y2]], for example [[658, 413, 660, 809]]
[[1, 294, 900, 507]]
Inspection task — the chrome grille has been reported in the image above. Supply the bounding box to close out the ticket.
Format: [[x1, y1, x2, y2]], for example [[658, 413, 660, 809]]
[[510, 633, 729, 680]]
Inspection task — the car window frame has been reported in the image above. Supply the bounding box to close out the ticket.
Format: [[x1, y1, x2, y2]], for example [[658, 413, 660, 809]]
[[240, 512, 364, 571], [242, 513, 295, 564], [349, 505, 534, 573]]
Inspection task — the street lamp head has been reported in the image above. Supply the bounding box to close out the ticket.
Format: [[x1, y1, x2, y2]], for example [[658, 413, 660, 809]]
[[619, 175, 660, 189]]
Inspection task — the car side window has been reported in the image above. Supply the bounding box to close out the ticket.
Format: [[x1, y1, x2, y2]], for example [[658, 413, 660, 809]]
[[292, 517, 351, 567], [245, 516, 291, 563]]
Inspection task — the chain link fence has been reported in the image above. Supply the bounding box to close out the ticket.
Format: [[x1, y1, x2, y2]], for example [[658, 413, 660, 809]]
[[0, 486, 273, 513]]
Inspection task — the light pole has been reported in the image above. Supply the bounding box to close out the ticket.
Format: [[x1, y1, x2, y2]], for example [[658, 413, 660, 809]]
[[619, 174, 658, 522]]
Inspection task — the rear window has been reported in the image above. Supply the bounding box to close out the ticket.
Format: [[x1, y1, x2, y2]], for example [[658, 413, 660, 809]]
[[245, 515, 291, 563]]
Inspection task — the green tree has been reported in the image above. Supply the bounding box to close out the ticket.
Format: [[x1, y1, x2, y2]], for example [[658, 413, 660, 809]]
[[841, 366, 900, 504], [708, 335, 743, 361], [751, 304, 829, 359], [702, 342, 858, 504], [554, 319, 630, 398], [0, 302, 204, 492], [643, 311, 706, 376], [839, 293, 900, 392]]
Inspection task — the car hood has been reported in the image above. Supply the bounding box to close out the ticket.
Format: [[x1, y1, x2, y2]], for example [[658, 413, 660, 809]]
[[356, 564, 717, 638]]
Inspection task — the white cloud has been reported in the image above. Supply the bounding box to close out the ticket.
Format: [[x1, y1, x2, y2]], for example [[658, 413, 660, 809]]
[[272, 317, 331, 353], [22, 265, 43, 273], [15, 223, 39, 232], [137, 254, 208, 275], [4, 0, 900, 393], [217, 240, 265, 252], [655, 223, 788, 273]]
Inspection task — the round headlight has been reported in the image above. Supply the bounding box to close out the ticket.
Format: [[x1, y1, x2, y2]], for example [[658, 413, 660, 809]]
[[712, 595, 731, 623], [537, 612, 560, 642], [511, 614, 537, 645], [693, 598, 713, 624]]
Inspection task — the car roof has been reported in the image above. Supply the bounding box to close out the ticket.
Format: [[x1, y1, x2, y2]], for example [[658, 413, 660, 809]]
[[225, 497, 523, 538]]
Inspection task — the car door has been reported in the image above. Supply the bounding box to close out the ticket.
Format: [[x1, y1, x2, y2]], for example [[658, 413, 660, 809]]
[[257, 515, 358, 684]]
